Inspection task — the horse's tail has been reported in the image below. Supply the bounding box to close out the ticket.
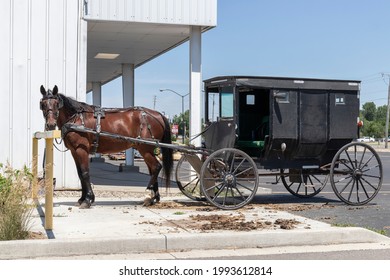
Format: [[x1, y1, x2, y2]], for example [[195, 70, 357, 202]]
[[161, 116, 173, 188]]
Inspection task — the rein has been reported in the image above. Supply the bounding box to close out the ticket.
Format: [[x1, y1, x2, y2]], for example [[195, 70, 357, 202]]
[[54, 138, 69, 153]]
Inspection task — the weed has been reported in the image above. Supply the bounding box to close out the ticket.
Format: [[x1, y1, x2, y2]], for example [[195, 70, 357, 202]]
[[364, 227, 388, 236], [0, 163, 34, 240]]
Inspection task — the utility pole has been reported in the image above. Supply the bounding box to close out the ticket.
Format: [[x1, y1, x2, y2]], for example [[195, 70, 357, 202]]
[[153, 95, 156, 110], [384, 74, 390, 149], [159, 89, 189, 144]]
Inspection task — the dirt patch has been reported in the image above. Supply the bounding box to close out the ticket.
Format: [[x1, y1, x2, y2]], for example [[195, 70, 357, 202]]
[[274, 218, 300, 229], [161, 213, 300, 232], [148, 201, 194, 209], [188, 213, 272, 231], [264, 203, 335, 212], [28, 231, 46, 239]]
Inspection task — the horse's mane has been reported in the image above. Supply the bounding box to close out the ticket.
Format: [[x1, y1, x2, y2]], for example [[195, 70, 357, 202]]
[[59, 94, 95, 113]]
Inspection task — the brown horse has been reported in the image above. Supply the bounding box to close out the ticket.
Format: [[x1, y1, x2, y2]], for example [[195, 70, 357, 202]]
[[39, 85, 173, 208]]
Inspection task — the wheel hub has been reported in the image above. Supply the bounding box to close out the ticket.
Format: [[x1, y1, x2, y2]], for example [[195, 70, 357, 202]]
[[223, 173, 236, 186], [353, 169, 363, 179]]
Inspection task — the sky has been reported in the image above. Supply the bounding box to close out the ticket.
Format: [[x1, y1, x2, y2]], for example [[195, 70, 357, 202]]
[[86, 0, 390, 118]]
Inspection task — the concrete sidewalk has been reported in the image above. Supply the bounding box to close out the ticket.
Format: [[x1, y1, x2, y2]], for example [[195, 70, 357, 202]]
[[1, 158, 389, 260], [1, 188, 389, 259]]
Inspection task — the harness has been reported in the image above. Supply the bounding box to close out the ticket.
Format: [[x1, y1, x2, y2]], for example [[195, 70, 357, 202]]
[[61, 106, 165, 155], [91, 107, 105, 154]]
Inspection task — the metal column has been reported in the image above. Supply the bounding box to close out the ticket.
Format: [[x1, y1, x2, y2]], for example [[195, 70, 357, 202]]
[[189, 26, 202, 148], [122, 63, 135, 166]]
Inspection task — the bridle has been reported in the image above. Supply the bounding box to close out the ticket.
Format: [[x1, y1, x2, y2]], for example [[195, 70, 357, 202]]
[[40, 90, 64, 128]]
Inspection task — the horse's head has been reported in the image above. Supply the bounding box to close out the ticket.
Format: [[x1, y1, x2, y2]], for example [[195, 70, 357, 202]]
[[39, 85, 63, 130]]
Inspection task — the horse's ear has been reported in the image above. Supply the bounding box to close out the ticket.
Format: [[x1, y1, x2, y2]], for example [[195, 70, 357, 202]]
[[40, 85, 46, 96], [53, 85, 58, 95]]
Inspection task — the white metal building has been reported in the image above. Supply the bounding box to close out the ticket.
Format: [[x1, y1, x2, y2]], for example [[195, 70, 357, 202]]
[[0, 0, 217, 187]]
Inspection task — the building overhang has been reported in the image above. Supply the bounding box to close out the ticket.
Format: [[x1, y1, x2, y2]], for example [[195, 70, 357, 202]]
[[84, 0, 217, 92]]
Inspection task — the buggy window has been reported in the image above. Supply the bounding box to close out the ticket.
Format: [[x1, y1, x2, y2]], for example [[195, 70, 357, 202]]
[[246, 95, 255, 105], [335, 94, 345, 105], [220, 87, 234, 118]]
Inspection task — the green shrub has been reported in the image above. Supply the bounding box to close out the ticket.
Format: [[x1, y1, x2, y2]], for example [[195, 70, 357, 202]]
[[0, 164, 33, 240]]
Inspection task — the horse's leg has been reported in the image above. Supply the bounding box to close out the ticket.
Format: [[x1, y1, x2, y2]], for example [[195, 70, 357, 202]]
[[75, 164, 86, 205], [142, 151, 162, 206], [71, 148, 95, 209]]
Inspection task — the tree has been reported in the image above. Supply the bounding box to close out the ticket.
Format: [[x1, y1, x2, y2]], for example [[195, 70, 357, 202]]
[[376, 105, 387, 124], [172, 110, 189, 138], [362, 121, 383, 138], [362, 102, 376, 121], [360, 102, 388, 139]]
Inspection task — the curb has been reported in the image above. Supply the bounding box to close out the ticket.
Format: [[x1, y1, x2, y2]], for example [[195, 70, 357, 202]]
[[1, 227, 389, 259]]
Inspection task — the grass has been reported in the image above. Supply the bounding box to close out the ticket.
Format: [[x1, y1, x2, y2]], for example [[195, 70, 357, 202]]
[[0, 163, 34, 241], [332, 223, 388, 236], [332, 223, 355, 228]]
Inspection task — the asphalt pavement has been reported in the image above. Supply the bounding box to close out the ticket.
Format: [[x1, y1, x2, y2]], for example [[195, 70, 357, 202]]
[[1, 143, 390, 260]]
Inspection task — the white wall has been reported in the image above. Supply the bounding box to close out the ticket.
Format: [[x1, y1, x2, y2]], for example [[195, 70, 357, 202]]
[[0, 0, 87, 187], [85, 0, 217, 26]]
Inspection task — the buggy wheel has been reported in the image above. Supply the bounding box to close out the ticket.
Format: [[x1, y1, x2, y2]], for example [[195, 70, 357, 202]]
[[280, 169, 328, 198], [175, 154, 205, 201], [200, 148, 259, 210], [330, 142, 382, 205]]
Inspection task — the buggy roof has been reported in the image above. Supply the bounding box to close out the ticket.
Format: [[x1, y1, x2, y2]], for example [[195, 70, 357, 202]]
[[204, 76, 361, 91]]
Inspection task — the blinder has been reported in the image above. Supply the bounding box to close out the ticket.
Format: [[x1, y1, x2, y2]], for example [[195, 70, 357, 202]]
[[39, 96, 64, 110]]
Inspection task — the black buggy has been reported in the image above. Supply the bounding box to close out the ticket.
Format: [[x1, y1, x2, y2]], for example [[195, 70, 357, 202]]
[[176, 76, 382, 210]]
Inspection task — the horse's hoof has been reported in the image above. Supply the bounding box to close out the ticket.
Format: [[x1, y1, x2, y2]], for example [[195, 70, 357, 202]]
[[79, 201, 91, 209], [143, 197, 153, 207]]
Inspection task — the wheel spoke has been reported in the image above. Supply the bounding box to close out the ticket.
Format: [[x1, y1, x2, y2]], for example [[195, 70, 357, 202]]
[[234, 187, 243, 205], [360, 176, 379, 191], [362, 173, 381, 179], [232, 158, 246, 174], [360, 154, 375, 169], [212, 183, 227, 202], [204, 182, 223, 194], [232, 184, 248, 199], [358, 178, 370, 200], [340, 157, 354, 171], [334, 174, 352, 184], [358, 147, 367, 169], [296, 182, 302, 194], [178, 173, 198, 181], [236, 181, 255, 192], [344, 150, 356, 169], [347, 180, 355, 201], [229, 153, 236, 173], [182, 177, 200, 193], [337, 177, 354, 195], [179, 166, 197, 172], [361, 163, 380, 174], [235, 166, 254, 177]]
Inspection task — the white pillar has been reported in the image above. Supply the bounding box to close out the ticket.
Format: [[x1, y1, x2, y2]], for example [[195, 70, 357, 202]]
[[122, 63, 135, 166], [189, 26, 202, 148]]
